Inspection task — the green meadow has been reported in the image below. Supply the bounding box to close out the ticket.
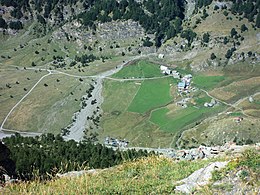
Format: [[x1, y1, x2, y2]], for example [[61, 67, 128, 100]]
[[112, 60, 163, 78], [128, 77, 174, 114], [193, 75, 226, 90], [150, 105, 225, 133]]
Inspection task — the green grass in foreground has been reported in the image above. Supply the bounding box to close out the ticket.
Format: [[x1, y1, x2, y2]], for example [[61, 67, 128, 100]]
[[3, 156, 217, 194], [150, 105, 225, 132], [112, 60, 163, 78], [193, 75, 226, 90], [4, 150, 259, 194], [128, 78, 174, 114]]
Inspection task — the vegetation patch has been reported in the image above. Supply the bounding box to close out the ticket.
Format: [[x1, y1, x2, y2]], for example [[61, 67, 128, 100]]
[[102, 80, 140, 113], [112, 60, 162, 79], [4, 74, 90, 133], [4, 156, 215, 194], [2, 133, 152, 181], [228, 112, 242, 116], [128, 78, 174, 114], [210, 76, 260, 103], [193, 75, 226, 90], [0, 69, 46, 125], [150, 105, 224, 133], [203, 149, 260, 194]]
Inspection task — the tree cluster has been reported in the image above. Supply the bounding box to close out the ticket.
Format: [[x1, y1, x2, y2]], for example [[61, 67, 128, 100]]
[[231, 0, 259, 26], [75, 54, 98, 65], [2, 133, 153, 181], [78, 0, 185, 47], [195, 0, 213, 9], [0, 142, 16, 183]]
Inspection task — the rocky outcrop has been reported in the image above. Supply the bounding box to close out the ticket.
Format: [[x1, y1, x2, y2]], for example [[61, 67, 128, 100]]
[[175, 161, 229, 193], [56, 169, 98, 178], [184, 0, 196, 19], [182, 143, 258, 160]]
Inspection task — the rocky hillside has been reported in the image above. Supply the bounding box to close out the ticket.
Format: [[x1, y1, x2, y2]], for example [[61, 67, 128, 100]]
[[1, 0, 259, 72]]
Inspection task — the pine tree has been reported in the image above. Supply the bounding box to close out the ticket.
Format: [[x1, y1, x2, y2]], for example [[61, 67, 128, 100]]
[[256, 12, 260, 28]]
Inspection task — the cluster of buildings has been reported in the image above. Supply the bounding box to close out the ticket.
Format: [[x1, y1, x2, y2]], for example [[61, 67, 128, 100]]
[[160, 65, 180, 79], [159, 64, 221, 110], [160, 65, 194, 99], [177, 74, 193, 92], [204, 98, 217, 108], [104, 137, 129, 147]]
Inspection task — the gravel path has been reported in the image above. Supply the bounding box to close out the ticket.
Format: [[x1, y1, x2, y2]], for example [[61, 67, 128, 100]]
[[63, 56, 143, 141], [0, 128, 41, 139]]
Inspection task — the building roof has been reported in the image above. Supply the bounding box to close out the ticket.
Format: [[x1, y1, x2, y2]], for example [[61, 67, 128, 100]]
[[178, 81, 186, 88], [160, 65, 168, 71]]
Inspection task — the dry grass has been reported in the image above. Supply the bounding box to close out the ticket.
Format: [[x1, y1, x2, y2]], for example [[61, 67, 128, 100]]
[[2, 156, 218, 194], [179, 116, 260, 148], [210, 77, 260, 103], [4, 74, 91, 133], [0, 69, 46, 125]]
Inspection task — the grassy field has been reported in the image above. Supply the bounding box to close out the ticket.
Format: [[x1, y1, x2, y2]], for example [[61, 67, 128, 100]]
[[150, 105, 225, 133], [235, 94, 260, 117], [193, 75, 226, 90], [128, 78, 174, 114], [210, 76, 260, 103], [112, 60, 163, 78], [101, 77, 176, 147], [0, 69, 46, 126], [102, 80, 140, 113], [0, 26, 142, 134], [4, 74, 91, 133], [178, 115, 260, 148]]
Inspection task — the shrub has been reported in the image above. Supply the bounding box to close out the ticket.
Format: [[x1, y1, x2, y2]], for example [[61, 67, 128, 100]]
[[9, 21, 23, 30], [241, 24, 248, 32], [214, 5, 219, 10], [230, 28, 238, 38], [203, 32, 210, 43], [210, 53, 216, 60], [223, 10, 228, 16]]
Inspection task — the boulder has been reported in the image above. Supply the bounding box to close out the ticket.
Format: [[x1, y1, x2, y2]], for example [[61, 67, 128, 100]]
[[175, 161, 228, 193]]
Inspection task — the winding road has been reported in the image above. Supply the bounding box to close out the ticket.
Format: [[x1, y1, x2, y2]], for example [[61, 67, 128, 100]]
[[0, 70, 55, 130], [1, 54, 259, 140], [200, 89, 260, 117], [0, 54, 157, 139]]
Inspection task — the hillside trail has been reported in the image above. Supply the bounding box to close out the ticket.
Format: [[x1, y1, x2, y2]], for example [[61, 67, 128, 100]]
[[201, 89, 260, 118], [0, 70, 55, 139]]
